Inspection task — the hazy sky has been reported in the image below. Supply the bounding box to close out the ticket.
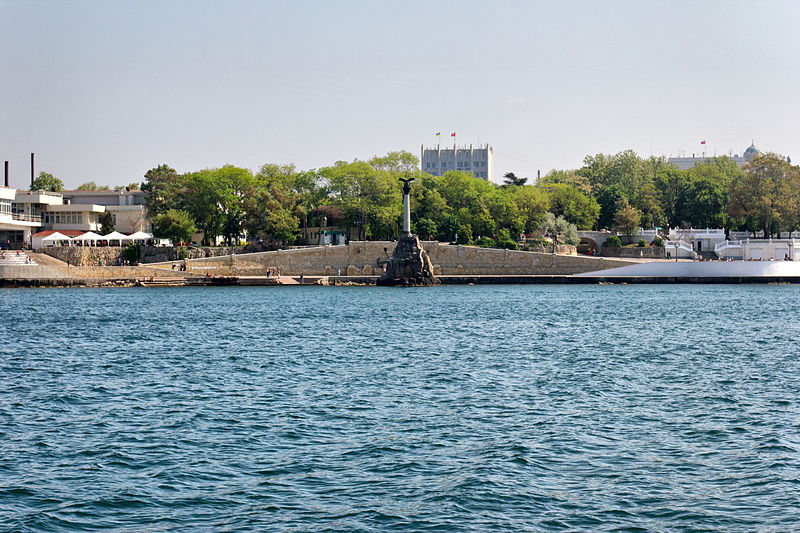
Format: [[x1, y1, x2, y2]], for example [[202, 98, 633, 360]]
[[2, 0, 800, 188]]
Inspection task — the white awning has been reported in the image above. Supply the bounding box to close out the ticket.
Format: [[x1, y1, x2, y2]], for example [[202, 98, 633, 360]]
[[72, 231, 104, 242], [41, 232, 73, 241], [102, 231, 133, 242], [127, 231, 153, 240]]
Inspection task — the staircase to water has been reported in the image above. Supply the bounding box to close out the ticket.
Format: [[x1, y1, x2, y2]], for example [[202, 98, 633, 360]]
[[0, 251, 36, 266]]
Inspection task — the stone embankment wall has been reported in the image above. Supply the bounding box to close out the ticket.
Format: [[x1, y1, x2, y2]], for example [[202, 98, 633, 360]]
[[600, 247, 666, 258], [0, 264, 190, 281], [149, 241, 636, 276], [40, 245, 254, 266], [521, 244, 576, 255]]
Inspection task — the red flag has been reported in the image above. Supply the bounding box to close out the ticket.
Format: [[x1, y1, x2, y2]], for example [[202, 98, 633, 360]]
[[700, 140, 706, 145], [451, 132, 456, 137]]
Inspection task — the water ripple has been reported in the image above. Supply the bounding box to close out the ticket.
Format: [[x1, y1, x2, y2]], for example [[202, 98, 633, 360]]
[[1, 285, 799, 531]]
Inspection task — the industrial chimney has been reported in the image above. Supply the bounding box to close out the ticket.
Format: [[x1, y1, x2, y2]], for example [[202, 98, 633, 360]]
[[4, 161, 8, 188], [30, 153, 35, 187]]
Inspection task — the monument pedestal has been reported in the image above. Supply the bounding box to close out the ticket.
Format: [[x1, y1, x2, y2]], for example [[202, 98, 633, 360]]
[[377, 232, 439, 286]]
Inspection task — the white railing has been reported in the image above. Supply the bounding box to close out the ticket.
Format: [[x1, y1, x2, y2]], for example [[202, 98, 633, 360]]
[[669, 227, 726, 239], [715, 240, 742, 253], [16, 190, 63, 198], [729, 230, 766, 239], [715, 238, 800, 255], [664, 240, 695, 255], [12, 213, 41, 222]]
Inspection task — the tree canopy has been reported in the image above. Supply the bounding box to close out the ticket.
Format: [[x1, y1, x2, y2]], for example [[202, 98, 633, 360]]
[[133, 147, 800, 247], [31, 171, 64, 192], [153, 209, 196, 245], [77, 181, 111, 191]]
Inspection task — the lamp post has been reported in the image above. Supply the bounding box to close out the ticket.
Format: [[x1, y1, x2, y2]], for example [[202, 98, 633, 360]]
[[675, 241, 679, 262]]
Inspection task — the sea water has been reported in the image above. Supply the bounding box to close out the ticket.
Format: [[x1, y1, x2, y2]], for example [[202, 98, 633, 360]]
[[1, 285, 798, 531]]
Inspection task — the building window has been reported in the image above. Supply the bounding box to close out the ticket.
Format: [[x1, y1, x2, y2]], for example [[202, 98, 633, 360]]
[[0, 199, 11, 215]]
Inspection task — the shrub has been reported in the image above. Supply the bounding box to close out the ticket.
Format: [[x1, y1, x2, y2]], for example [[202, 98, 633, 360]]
[[652, 236, 664, 247], [603, 235, 622, 248], [476, 236, 495, 248], [524, 238, 549, 247], [496, 237, 518, 250], [637, 239, 648, 247], [122, 243, 141, 263]]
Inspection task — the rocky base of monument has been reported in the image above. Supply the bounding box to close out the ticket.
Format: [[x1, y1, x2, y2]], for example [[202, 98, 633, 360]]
[[377, 233, 440, 286]]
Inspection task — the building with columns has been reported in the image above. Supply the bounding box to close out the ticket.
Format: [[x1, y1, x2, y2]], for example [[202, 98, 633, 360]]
[[421, 144, 494, 180], [668, 143, 761, 170]]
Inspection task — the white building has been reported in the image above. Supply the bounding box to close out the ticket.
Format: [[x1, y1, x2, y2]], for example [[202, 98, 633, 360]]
[[668, 143, 761, 170], [667, 228, 727, 253], [421, 144, 494, 180], [62, 189, 150, 234], [0, 184, 153, 248], [0, 186, 43, 247], [715, 239, 800, 261]]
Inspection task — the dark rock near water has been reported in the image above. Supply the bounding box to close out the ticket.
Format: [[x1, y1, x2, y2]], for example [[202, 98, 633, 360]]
[[378, 233, 439, 286]]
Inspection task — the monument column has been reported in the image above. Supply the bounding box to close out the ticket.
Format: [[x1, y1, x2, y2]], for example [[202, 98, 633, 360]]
[[403, 185, 411, 234], [377, 178, 439, 286]]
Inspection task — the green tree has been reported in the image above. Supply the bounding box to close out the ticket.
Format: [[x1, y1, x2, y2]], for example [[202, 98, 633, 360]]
[[183, 166, 255, 245], [31, 171, 64, 192], [501, 172, 528, 187], [613, 197, 642, 239], [141, 164, 186, 217], [595, 185, 625, 230], [540, 212, 578, 252], [543, 183, 600, 229], [368, 151, 419, 173], [538, 169, 592, 194], [322, 160, 401, 240], [729, 153, 800, 237], [653, 167, 690, 228], [99, 211, 115, 234], [77, 181, 111, 191], [114, 182, 141, 191], [414, 218, 438, 240], [580, 150, 647, 197], [152, 209, 196, 245]]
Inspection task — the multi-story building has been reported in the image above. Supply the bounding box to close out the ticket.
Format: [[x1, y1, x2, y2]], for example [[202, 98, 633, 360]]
[[421, 144, 494, 180], [0, 186, 44, 247], [668, 143, 761, 170], [0, 183, 152, 248], [61, 189, 150, 234]]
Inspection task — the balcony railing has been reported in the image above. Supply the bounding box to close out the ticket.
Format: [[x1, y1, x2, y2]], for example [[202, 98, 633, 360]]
[[17, 190, 63, 198], [12, 213, 42, 222]]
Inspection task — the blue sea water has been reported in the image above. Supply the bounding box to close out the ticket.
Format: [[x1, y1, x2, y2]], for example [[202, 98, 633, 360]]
[[0, 285, 798, 532]]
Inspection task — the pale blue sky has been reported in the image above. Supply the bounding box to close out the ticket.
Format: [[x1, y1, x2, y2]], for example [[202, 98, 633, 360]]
[[2, 0, 799, 188]]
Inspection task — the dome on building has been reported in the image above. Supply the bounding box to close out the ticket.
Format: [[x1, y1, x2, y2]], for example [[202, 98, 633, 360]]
[[744, 143, 761, 162]]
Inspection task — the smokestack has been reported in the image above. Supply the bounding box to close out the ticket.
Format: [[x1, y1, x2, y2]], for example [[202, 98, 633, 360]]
[[30, 153, 34, 187], [4, 161, 8, 187]]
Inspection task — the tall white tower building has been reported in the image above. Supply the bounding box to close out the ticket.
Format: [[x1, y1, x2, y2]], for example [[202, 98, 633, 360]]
[[420, 144, 494, 181]]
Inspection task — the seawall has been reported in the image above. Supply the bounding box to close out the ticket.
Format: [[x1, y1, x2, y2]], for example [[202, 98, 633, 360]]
[[147, 241, 638, 276]]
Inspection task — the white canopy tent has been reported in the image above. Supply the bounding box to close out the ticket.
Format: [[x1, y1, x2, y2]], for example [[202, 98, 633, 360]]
[[39, 232, 73, 248], [102, 231, 133, 246], [72, 231, 104, 246], [128, 231, 154, 243]]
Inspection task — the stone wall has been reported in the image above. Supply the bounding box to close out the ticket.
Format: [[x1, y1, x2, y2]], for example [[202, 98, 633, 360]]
[[0, 264, 190, 280], [600, 246, 666, 258], [39, 245, 254, 266], [149, 241, 636, 276], [521, 244, 576, 255]]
